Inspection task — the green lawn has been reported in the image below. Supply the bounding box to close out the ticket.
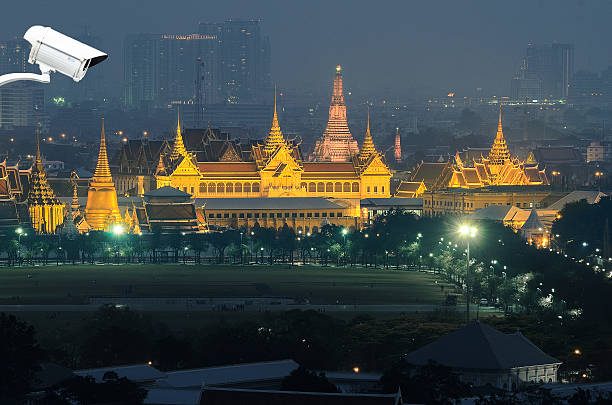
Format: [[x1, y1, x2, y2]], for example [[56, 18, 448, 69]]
[[0, 264, 456, 305]]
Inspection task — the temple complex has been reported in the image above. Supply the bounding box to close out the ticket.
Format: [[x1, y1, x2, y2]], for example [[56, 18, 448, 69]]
[[397, 106, 548, 194], [84, 119, 122, 231], [311, 65, 359, 162], [27, 129, 64, 234], [394, 128, 401, 163], [129, 93, 391, 209]]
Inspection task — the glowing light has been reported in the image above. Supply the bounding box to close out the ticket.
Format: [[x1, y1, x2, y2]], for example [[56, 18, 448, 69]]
[[336, 65, 341, 72], [459, 224, 477, 237], [353, 367, 359, 373], [15, 227, 23, 235], [112, 224, 124, 235]]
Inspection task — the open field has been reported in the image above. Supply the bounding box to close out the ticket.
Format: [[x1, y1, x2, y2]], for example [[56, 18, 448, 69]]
[[0, 264, 456, 305]]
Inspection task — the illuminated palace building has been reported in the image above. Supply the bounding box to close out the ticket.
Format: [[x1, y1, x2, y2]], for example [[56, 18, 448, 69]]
[[398, 107, 551, 216], [113, 68, 392, 229]]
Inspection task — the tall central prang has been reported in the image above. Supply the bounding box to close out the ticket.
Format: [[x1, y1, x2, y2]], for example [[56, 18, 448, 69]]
[[311, 65, 359, 162]]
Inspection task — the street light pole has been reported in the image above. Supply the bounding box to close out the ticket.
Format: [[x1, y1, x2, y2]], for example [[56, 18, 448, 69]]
[[459, 224, 477, 324]]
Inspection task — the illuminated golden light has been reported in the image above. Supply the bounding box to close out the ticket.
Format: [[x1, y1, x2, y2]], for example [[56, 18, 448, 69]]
[[48, 137, 52, 142], [148, 361, 152, 365], [574, 348, 582, 355], [9, 138, 13, 142], [447, 92, 455, 97], [353, 367, 359, 373], [61, 133, 66, 138], [336, 65, 341, 72]]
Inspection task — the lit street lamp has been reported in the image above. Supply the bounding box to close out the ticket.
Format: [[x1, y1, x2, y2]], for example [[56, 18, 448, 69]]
[[15, 227, 27, 266], [459, 224, 477, 323]]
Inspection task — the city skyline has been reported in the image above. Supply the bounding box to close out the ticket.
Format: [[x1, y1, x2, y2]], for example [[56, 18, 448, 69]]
[[0, 0, 610, 99]]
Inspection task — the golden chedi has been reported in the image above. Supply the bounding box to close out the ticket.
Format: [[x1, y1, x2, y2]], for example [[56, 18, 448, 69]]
[[85, 118, 121, 230]]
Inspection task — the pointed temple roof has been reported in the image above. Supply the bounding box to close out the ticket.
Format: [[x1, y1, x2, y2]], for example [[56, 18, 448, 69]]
[[358, 110, 376, 162], [521, 208, 544, 230], [488, 105, 511, 165], [170, 108, 188, 161], [263, 88, 285, 155], [405, 321, 560, 370], [93, 118, 113, 182], [312, 65, 359, 162], [28, 128, 61, 207], [394, 127, 401, 162]]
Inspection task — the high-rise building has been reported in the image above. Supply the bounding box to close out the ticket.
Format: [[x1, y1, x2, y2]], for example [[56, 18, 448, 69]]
[[524, 43, 574, 99], [123, 33, 159, 108], [0, 38, 45, 130], [510, 58, 543, 102], [213, 19, 271, 104], [312, 65, 359, 162], [569, 71, 602, 106], [124, 20, 271, 109]]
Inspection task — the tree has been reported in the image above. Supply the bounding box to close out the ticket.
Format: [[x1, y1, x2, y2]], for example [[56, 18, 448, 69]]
[[380, 359, 470, 405], [78, 305, 153, 368], [48, 374, 146, 405], [281, 366, 339, 393], [0, 313, 44, 403]]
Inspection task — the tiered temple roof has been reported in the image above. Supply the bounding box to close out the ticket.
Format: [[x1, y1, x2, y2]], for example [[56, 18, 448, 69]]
[[405, 107, 548, 192], [27, 129, 64, 234]]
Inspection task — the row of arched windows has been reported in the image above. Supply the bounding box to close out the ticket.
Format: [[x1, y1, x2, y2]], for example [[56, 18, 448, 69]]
[[301, 182, 360, 193], [199, 182, 261, 194]]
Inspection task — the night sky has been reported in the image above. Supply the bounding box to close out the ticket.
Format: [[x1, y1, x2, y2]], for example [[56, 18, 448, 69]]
[[1, 0, 611, 98]]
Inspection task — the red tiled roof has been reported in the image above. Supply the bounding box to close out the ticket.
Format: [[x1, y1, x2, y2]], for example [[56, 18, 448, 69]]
[[198, 162, 258, 173]]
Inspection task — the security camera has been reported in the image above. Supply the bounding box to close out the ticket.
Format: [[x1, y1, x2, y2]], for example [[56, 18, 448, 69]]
[[23, 25, 108, 82]]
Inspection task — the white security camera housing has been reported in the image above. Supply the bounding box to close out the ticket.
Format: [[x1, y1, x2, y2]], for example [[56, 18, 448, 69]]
[[24, 25, 108, 82]]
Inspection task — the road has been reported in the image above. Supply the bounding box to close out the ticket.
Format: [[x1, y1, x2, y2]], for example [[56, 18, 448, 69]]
[[0, 303, 501, 313]]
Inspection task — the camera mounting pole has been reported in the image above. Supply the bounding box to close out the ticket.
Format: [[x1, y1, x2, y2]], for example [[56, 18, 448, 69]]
[[0, 72, 50, 87]]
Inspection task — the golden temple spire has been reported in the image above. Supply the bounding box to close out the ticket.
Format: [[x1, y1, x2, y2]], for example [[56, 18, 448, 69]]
[[170, 107, 188, 160], [263, 86, 285, 154], [359, 109, 376, 161], [34, 124, 43, 172], [488, 105, 511, 165], [93, 118, 113, 180]]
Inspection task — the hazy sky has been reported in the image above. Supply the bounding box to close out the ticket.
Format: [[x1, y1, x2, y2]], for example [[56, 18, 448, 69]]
[[2, 0, 612, 98]]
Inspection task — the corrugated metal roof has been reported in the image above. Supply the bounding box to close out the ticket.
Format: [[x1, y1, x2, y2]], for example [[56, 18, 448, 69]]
[[196, 197, 344, 210], [166, 359, 298, 388], [75, 364, 166, 383]]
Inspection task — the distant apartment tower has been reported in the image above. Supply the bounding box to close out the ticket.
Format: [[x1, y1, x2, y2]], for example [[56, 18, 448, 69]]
[[510, 59, 543, 101], [209, 19, 272, 104], [524, 43, 574, 99], [123, 34, 159, 108], [0, 38, 44, 130], [124, 20, 271, 109], [569, 71, 603, 106]]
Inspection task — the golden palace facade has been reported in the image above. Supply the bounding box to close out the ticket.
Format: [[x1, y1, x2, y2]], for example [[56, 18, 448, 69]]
[[118, 93, 391, 219]]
